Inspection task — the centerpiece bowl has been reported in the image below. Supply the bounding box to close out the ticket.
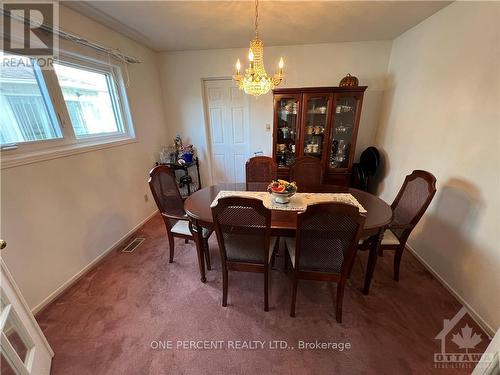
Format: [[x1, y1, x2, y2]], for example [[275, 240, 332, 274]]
[[267, 179, 297, 204]]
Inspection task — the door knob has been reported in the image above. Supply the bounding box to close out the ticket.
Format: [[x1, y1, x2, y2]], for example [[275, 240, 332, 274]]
[[0, 239, 6, 250]]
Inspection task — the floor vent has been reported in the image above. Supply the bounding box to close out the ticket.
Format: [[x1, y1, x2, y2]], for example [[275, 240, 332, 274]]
[[121, 237, 145, 253]]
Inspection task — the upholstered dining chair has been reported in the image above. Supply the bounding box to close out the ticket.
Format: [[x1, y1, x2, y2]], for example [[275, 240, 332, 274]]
[[211, 196, 278, 311], [284, 202, 366, 322], [377, 170, 437, 281], [148, 165, 212, 269], [245, 156, 278, 191], [289, 156, 323, 186]]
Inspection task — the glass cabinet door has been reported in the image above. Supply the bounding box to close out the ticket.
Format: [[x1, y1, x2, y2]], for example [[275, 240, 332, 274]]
[[302, 94, 331, 161], [328, 95, 359, 169], [276, 97, 300, 167]]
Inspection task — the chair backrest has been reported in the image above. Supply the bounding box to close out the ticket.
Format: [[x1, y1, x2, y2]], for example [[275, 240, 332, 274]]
[[148, 165, 185, 218], [245, 156, 278, 191], [211, 197, 272, 263], [290, 156, 323, 187], [295, 202, 366, 276], [391, 170, 437, 240]]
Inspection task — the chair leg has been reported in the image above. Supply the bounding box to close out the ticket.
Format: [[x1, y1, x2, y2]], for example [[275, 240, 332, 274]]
[[271, 237, 280, 269], [290, 276, 299, 317], [167, 233, 175, 263], [283, 243, 290, 273], [336, 281, 346, 323], [222, 265, 228, 307], [264, 266, 270, 312], [204, 238, 211, 271], [394, 245, 405, 282], [378, 245, 384, 257]]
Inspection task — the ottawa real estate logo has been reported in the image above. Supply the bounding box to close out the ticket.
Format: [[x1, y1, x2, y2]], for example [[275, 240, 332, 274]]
[[434, 306, 493, 370]]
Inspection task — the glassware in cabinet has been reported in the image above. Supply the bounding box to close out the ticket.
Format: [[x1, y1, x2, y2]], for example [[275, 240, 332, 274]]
[[301, 94, 331, 161], [329, 96, 358, 169], [275, 97, 300, 167]]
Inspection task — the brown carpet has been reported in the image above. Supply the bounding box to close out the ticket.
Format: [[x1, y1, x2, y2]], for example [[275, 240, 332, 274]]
[[37, 214, 489, 374]]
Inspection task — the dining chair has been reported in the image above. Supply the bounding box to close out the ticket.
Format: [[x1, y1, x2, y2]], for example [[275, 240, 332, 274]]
[[211, 196, 277, 311], [378, 170, 437, 281], [245, 156, 278, 191], [284, 202, 366, 322], [289, 156, 323, 187], [148, 165, 212, 269]]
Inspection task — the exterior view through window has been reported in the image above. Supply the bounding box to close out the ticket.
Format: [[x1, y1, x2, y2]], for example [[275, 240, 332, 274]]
[[0, 53, 62, 145], [53, 63, 124, 138], [0, 51, 133, 162]]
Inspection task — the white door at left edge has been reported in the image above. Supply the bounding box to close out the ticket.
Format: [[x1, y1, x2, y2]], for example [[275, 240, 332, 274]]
[[204, 79, 251, 184], [0, 240, 53, 375]]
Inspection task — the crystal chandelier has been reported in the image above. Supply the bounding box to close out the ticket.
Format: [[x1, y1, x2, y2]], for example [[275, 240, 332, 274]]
[[233, 0, 284, 97]]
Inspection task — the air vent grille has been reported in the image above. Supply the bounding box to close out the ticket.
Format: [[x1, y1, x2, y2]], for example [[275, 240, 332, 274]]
[[122, 237, 145, 253]]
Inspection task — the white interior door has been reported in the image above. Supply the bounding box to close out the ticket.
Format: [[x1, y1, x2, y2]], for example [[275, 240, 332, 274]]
[[0, 241, 53, 375], [204, 79, 250, 184]]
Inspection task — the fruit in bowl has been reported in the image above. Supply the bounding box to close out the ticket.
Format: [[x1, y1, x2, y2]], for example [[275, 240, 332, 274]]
[[267, 179, 297, 204]]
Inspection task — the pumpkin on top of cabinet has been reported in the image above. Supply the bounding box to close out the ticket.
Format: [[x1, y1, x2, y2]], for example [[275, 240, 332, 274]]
[[339, 74, 359, 88]]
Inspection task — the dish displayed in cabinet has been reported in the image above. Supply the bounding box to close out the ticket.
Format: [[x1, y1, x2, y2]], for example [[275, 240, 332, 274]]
[[335, 123, 352, 134]]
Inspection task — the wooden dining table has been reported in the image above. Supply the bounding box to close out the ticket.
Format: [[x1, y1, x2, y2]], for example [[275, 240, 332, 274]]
[[184, 183, 393, 294]]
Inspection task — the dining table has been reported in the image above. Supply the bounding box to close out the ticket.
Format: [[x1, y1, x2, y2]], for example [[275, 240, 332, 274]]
[[184, 183, 393, 294]]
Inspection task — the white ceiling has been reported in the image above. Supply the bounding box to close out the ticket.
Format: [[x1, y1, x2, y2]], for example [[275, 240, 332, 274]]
[[65, 1, 452, 52]]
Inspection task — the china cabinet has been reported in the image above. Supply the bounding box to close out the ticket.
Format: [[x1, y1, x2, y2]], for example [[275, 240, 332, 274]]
[[272, 86, 367, 186]]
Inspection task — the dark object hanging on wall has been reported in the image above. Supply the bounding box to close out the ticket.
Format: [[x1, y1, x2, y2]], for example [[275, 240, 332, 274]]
[[351, 163, 367, 191], [360, 146, 380, 176], [339, 73, 359, 88], [351, 146, 380, 191]]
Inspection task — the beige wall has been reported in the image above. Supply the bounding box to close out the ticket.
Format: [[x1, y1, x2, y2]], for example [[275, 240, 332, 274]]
[[0, 6, 167, 310], [376, 2, 500, 333], [157, 41, 392, 185]]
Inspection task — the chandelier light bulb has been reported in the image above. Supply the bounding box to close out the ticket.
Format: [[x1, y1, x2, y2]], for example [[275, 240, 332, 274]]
[[279, 57, 284, 69], [248, 49, 254, 62], [236, 59, 241, 73]]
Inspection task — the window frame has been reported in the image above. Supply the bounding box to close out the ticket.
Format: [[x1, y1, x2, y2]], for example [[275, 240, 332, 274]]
[[1, 50, 136, 169]]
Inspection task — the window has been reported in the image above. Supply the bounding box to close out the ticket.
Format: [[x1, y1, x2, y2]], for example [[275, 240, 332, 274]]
[[0, 54, 61, 144], [0, 51, 134, 167], [53, 62, 125, 138]]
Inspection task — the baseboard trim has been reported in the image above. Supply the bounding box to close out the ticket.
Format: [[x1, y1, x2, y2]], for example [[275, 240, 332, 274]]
[[32, 210, 158, 316], [406, 243, 495, 338]]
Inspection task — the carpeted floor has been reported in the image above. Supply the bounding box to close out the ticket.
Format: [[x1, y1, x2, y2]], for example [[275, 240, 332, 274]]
[[36, 214, 489, 374]]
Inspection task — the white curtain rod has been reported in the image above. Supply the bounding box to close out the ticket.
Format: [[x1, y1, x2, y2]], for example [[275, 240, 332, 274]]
[[2, 10, 141, 64]]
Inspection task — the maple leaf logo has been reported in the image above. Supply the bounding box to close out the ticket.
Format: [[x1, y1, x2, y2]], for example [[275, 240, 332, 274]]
[[451, 324, 482, 353]]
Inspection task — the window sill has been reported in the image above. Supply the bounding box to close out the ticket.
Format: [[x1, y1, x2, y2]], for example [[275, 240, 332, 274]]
[[1, 137, 138, 170]]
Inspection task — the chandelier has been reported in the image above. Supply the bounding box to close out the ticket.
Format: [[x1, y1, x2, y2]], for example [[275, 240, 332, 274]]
[[233, 0, 284, 97]]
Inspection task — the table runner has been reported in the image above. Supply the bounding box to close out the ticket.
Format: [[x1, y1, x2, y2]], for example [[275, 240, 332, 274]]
[[210, 191, 367, 213]]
